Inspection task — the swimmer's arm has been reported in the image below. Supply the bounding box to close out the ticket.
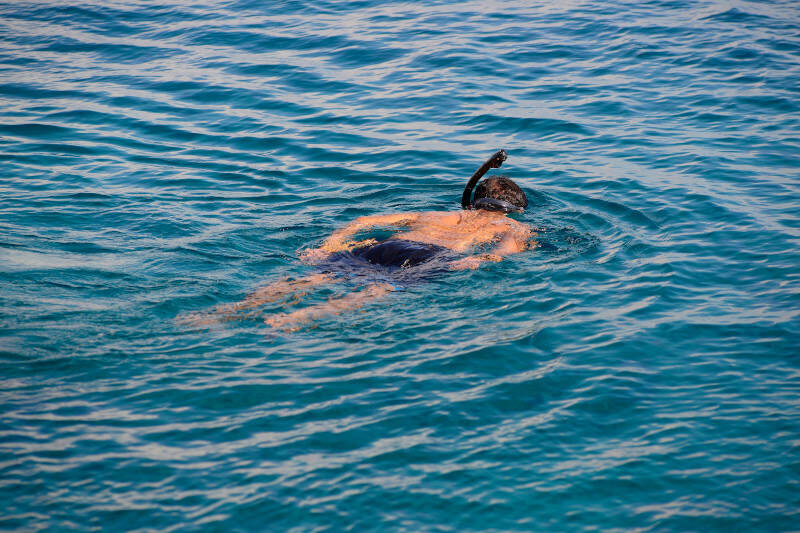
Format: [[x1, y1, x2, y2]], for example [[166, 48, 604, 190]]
[[449, 254, 503, 270], [450, 225, 534, 270], [492, 226, 531, 256], [320, 213, 420, 253]]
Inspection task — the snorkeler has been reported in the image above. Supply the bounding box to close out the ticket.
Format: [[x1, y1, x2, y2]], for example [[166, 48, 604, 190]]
[[196, 150, 536, 331]]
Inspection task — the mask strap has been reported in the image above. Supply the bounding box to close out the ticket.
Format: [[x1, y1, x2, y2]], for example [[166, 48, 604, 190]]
[[473, 197, 522, 213]]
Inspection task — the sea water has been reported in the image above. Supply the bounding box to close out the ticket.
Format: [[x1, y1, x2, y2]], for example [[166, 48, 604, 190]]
[[1, 1, 798, 530]]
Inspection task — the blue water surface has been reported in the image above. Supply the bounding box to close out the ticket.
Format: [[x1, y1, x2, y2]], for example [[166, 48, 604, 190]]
[[1, 0, 799, 530]]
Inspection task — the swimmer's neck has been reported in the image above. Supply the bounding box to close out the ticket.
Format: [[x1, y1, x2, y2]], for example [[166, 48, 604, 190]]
[[468, 209, 508, 221]]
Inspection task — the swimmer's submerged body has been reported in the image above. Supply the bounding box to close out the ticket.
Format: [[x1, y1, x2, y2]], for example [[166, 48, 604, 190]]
[[185, 150, 537, 331]]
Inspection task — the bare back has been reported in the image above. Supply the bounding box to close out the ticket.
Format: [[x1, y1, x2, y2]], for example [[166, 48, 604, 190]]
[[394, 210, 532, 253], [316, 209, 534, 260]]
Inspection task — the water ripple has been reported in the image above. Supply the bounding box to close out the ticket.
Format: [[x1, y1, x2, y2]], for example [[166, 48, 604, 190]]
[[1, 0, 799, 530]]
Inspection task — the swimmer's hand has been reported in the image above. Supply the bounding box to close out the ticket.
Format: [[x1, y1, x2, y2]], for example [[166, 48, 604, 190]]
[[300, 239, 378, 262], [299, 247, 331, 263], [331, 238, 377, 252], [449, 254, 502, 270]]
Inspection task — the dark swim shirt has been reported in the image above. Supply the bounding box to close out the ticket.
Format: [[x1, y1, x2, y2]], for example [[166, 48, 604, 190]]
[[349, 239, 449, 268]]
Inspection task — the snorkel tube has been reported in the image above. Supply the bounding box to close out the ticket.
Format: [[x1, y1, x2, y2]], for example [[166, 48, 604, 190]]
[[461, 149, 523, 213]]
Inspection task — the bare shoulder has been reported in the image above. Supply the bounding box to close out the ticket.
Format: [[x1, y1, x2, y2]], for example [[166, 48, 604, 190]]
[[504, 217, 535, 238], [506, 217, 532, 230]]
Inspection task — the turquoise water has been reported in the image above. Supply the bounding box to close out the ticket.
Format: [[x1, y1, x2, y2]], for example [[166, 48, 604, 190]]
[[1, 0, 799, 530]]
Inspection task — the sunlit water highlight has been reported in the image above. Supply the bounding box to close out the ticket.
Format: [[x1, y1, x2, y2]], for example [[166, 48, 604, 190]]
[[1, 0, 799, 530]]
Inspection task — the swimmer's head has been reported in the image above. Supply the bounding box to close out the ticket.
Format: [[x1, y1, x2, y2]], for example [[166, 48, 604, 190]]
[[461, 149, 527, 213], [473, 176, 528, 213]]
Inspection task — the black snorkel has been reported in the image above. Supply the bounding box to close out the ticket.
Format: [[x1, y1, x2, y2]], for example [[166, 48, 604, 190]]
[[461, 149, 523, 214]]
